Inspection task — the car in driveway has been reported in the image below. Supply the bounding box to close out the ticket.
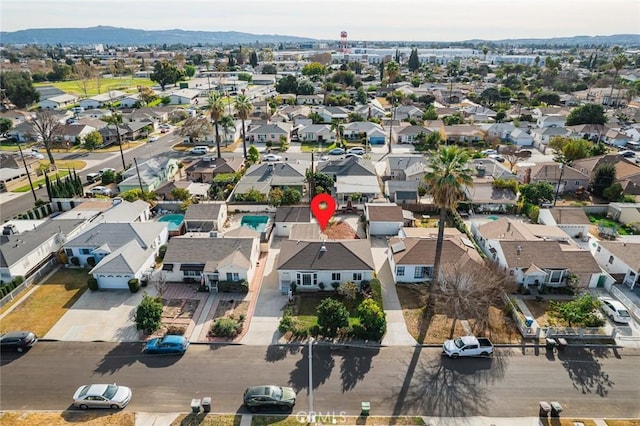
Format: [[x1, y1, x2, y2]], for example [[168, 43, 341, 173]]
[[143, 335, 190, 355], [347, 147, 365, 155], [190, 146, 209, 155], [481, 149, 498, 156], [0, 331, 37, 352], [90, 186, 113, 196], [149, 136, 159, 142], [263, 154, 283, 162], [243, 385, 296, 412], [488, 154, 505, 162], [72, 384, 132, 410], [328, 148, 345, 155], [599, 296, 631, 324], [618, 150, 636, 158]]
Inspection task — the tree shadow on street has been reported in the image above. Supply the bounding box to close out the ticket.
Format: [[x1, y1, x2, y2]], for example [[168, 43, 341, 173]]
[[287, 344, 335, 393], [557, 346, 614, 397], [92, 342, 141, 375], [339, 345, 380, 392], [265, 344, 301, 363]]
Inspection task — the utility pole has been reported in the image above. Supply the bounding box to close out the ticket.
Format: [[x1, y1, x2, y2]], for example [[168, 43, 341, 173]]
[[388, 96, 395, 154], [133, 157, 145, 194], [308, 338, 315, 423], [17, 143, 38, 202]]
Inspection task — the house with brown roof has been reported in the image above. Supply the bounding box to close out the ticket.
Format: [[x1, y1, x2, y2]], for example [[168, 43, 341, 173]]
[[387, 234, 484, 283], [573, 155, 640, 197], [161, 236, 259, 289], [276, 239, 375, 294], [517, 163, 590, 195], [365, 203, 409, 236], [185, 156, 245, 183], [442, 124, 484, 144], [537, 207, 592, 239], [490, 240, 608, 289], [592, 240, 640, 289]]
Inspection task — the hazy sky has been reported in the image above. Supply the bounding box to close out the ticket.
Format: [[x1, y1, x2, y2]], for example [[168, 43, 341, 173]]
[[2, 0, 639, 41]]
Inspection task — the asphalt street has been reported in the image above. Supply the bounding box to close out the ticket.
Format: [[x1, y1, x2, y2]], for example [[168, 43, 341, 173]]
[[1, 343, 638, 417]]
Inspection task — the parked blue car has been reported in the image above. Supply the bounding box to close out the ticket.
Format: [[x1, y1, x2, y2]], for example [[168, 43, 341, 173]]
[[143, 335, 190, 355]]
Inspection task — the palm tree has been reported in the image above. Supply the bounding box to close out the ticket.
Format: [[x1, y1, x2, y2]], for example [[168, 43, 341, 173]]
[[385, 61, 400, 87], [207, 92, 225, 158], [219, 115, 236, 147], [234, 93, 253, 159], [423, 146, 473, 310], [608, 54, 628, 106]]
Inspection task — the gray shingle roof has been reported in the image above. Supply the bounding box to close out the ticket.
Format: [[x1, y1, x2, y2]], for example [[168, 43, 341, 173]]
[[64, 222, 167, 251], [275, 206, 311, 223], [277, 240, 374, 271], [163, 237, 255, 267], [184, 202, 225, 221]]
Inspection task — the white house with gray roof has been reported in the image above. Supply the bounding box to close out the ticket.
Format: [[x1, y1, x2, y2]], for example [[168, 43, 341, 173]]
[[62, 222, 169, 289], [592, 241, 640, 290]]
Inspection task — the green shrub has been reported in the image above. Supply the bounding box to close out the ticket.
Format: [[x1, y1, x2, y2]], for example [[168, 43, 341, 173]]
[[278, 311, 298, 333], [331, 282, 340, 291], [128, 278, 140, 293], [157, 245, 168, 262], [217, 280, 249, 293], [12, 276, 24, 285], [210, 317, 243, 338], [87, 277, 99, 291]]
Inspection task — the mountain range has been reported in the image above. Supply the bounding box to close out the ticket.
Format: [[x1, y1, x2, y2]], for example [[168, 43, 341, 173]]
[[1, 26, 638, 47]]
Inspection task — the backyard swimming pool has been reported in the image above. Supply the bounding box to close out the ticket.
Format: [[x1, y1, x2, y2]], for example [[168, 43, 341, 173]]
[[240, 215, 270, 232], [159, 214, 185, 232]]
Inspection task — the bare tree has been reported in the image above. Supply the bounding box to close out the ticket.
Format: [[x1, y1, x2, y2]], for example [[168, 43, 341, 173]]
[[74, 62, 97, 97], [153, 272, 167, 300], [501, 145, 520, 172], [30, 110, 63, 168], [178, 117, 212, 144], [437, 262, 516, 333]]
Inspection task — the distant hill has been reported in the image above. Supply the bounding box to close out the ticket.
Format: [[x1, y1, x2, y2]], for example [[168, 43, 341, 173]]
[[0, 26, 638, 47], [0, 26, 316, 45]]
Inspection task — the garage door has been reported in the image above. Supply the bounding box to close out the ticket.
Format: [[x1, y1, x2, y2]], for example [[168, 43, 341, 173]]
[[97, 275, 128, 290]]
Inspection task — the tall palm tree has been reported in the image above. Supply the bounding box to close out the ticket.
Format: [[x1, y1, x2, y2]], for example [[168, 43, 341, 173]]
[[385, 61, 400, 87], [219, 115, 236, 147], [608, 54, 628, 105], [234, 93, 253, 159], [423, 146, 473, 310], [207, 92, 225, 158]]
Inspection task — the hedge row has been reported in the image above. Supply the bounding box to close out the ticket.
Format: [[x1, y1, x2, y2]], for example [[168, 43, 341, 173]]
[[0, 276, 26, 299]]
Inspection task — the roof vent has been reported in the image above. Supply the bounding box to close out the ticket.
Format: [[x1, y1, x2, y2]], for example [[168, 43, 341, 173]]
[[320, 243, 327, 252], [2, 224, 18, 235]]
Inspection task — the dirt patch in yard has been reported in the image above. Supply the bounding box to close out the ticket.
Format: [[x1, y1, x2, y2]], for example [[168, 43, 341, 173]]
[[162, 298, 200, 320], [323, 220, 358, 239], [523, 298, 552, 327], [0, 411, 134, 426], [213, 298, 249, 320], [171, 414, 241, 426], [396, 284, 521, 344]]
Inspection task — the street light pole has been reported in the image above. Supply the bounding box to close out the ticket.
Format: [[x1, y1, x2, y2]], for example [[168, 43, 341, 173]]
[[308, 337, 315, 423], [17, 143, 38, 202]]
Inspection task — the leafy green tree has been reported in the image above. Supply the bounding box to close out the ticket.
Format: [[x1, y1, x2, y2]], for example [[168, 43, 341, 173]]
[[275, 75, 298, 94], [0, 117, 13, 136], [282, 187, 302, 205], [534, 91, 561, 105], [237, 72, 252, 82], [234, 94, 253, 159], [549, 294, 604, 327], [0, 71, 39, 108], [591, 162, 616, 197], [171, 188, 191, 201], [268, 187, 284, 207], [423, 105, 438, 121], [301, 62, 326, 80], [306, 171, 333, 194], [249, 51, 259, 67], [247, 145, 260, 164], [150, 60, 183, 90], [355, 87, 367, 104], [519, 182, 555, 205], [385, 61, 400, 86], [590, 142, 607, 156], [184, 64, 196, 78], [235, 188, 265, 202], [356, 298, 386, 341], [424, 147, 473, 309], [608, 54, 628, 102], [297, 79, 315, 95], [408, 48, 420, 72], [134, 294, 163, 334], [565, 103, 607, 126], [83, 130, 102, 150], [549, 136, 592, 163], [262, 63, 277, 74], [603, 183, 624, 201], [316, 298, 349, 338]]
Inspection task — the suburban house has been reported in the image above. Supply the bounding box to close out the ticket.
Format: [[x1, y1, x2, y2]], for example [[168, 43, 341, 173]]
[[123, 108, 171, 128], [517, 163, 590, 195], [62, 222, 169, 289], [385, 155, 426, 180], [592, 241, 640, 289], [343, 121, 387, 145], [365, 203, 408, 236], [161, 236, 260, 290], [246, 122, 293, 144], [0, 219, 88, 282], [442, 124, 484, 144], [231, 162, 307, 203], [567, 123, 610, 142], [298, 124, 334, 144], [607, 203, 640, 227], [387, 234, 484, 284], [394, 105, 424, 121], [537, 208, 591, 239], [274, 206, 311, 237], [602, 129, 631, 147], [317, 156, 381, 203], [38, 94, 79, 110], [98, 124, 129, 146], [53, 124, 96, 145], [573, 155, 640, 197], [507, 128, 534, 146], [168, 88, 201, 105], [183, 202, 227, 232], [119, 93, 141, 108], [464, 159, 519, 213], [482, 122, 517, 141], [536, 115, 566, 129], [0, 153, 41, 192], [118, 157, 182, 193], [316, 106, 349, 123], [531, 127, 571, 150], [79, 90, 127, 109], [185, 156, 244, 183], [296, 94, 324, 105], [491, 240, 610, 289], [276, 239, 375, 294], [396, 125, 432, 144], [385, 180, 419, 204]]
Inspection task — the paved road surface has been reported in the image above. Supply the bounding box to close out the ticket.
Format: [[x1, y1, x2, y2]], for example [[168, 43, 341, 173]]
[[1, 343, 638, 417]]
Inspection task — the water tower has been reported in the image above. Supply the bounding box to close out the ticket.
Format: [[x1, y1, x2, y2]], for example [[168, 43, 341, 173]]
[[340, 31, 348, 52]]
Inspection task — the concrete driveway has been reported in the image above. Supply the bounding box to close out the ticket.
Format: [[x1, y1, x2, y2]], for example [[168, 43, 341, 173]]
[[45, 289, 152, 342]]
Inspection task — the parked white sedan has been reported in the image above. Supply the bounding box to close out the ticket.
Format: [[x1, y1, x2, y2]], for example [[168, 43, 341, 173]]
[[599, 296, 631, 324], [72, 384, 132, 409], [263, 154, 283, 162]]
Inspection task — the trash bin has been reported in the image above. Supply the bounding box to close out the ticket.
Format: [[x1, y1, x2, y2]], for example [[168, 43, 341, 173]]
[[545, 338, 557, 350], [525, 316, 534, 327], [538, 401, 551, 417], [190, 398, 201, 414], [201, 397, 211, 413], [550, 401, 563, 417], [361, 401, 371, 416]]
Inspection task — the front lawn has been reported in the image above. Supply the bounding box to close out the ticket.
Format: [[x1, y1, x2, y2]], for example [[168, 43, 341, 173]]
[[396, 284, 520, 344], [294, 293, 361, 328], [171, 414, 241, 426], [0, 269, 89, 336], [252, 416, 426, 426], [0, 411, 135, 426]]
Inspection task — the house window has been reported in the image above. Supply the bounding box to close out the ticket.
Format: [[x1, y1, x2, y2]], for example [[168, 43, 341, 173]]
[[226, 272, 239, 282], [297, 273, 317, 286], [608, 256, 614, 265], [548, 269, 564, 283], [396, 266, 405, 277], [331, 273, 341, 281], [574, 181, 580, 185], [80, 248, 92, 255], [352, 273, 362, 281], [65, 248, 73, 256], [184, 270, 200, 277]]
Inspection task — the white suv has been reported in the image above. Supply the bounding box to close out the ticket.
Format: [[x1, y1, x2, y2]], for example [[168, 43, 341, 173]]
[[598, 296, 631, 324], [190, 146, 209, 155], [90, 186, 113, 196]]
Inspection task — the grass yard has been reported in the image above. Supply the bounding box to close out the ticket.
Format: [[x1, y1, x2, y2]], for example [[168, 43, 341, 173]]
[[252, 416, 426, 425], [34, 77, 155, 97], [0, 411, 134, 426], [171, 414, 241, 426], [0, 269, 89, 337], [295, 293, 361, 328], [396, 284, 520, 344]]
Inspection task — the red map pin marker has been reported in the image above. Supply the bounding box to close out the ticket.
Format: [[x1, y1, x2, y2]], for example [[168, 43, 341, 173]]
[[310, 193, 336, 231]]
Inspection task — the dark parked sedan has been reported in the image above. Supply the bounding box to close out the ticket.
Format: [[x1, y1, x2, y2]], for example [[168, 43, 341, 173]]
[[143, 335, 190, 355], [243, 385, 296, 412], [0, 331, 37, 352], [327, 148, 345, 155]]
